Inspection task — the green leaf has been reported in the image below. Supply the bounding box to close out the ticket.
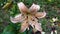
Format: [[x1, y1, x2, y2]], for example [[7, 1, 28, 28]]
[[2, 24, 16, 34]]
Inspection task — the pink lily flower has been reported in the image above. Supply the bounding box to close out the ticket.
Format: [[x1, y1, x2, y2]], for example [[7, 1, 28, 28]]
[[10, 2, 46, 32]]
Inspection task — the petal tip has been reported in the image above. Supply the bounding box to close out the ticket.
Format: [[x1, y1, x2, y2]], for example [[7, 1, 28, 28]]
[[32, 3, 40, 10], [10, 17, 17, 23], [17, 2, 24, 7], [29, 3, 40, 12]]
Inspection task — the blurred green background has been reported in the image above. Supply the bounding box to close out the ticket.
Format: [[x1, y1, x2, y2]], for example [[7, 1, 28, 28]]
[[0, 0, 60, 34]]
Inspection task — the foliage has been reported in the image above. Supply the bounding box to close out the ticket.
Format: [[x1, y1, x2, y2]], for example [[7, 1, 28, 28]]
[[0, 0, 60, 34]]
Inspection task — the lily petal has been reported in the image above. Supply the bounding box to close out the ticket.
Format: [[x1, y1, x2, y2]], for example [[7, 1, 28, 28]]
[[10, 14, 25, 23], [20, 20, 28, 32], [29, 21, 42, 31], [17, 2, 28, 14], [35, 12, 46, 19], [29, 3, 40, 14], [35, 22, 42, 32]]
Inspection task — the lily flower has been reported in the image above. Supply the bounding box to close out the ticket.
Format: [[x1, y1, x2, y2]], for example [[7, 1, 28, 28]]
[[10, 2, 46, 32]]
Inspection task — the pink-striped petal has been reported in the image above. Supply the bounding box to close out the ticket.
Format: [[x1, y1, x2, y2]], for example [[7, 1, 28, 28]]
[[29, 20, 42, 32], [35, 23, 42, 32], [10, 14, 25, 23], [17, 2, 28, 14], [29, 3, 40, 14], [35, 12, 46, 19], [20, 20, 28, 32]]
